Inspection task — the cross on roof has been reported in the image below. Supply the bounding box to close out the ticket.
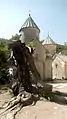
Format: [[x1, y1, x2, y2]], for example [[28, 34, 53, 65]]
[[29, 10, 31, 16]]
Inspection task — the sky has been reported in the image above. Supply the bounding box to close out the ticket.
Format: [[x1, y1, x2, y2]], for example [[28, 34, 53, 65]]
[[0, 0, 67, 44]]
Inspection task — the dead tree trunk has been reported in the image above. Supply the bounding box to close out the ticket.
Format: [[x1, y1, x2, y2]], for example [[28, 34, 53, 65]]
[[10, 40, 42, 95]]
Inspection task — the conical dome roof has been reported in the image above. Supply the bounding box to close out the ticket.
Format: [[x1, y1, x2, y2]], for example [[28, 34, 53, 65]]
[[19, 14, 40, 32], [42, 34, 56, 45]]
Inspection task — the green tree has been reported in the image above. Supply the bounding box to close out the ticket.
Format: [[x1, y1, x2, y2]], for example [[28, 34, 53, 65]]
[[0, 42, 10, 84], [56, 44, 67, 55], [27, 41, 34, 47], [9, 34, 20, 41]]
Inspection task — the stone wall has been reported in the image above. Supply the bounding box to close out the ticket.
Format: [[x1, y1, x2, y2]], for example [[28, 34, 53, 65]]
[[64, 63, 67, 79], [52, 57, 65, 79], [33, 40, 52, 81], [21, 27, 39, 44], [33, 55, 52, 81], [44, 44, 56, 55], [44, 57, 52, 80]]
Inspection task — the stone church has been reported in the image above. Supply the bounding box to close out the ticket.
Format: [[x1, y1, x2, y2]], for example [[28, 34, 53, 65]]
[[19, 14, 56, 81]]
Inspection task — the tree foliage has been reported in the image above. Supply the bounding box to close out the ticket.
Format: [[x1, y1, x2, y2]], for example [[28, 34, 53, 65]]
[[27, 41, 34, 47], [9, 34, 20, 41], [0, 42, 10, 84], [56, 44, 67, 55]]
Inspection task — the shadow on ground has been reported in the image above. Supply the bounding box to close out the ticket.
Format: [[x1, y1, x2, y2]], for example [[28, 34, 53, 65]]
[[45, 91, 67, 105]]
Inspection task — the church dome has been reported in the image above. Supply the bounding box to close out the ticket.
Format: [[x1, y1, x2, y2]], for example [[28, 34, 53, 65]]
[[19, 14, 40, 32], [42, 34, 56, 55], [42, 34, 56, 45], [19, 14, 40, 44]]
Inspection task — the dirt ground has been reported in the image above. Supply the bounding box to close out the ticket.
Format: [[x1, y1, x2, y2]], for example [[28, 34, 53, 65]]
[[0, 83, 67, 119]]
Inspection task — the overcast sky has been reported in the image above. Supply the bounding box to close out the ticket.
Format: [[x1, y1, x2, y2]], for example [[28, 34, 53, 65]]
[[0, 0, 67, 44]]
